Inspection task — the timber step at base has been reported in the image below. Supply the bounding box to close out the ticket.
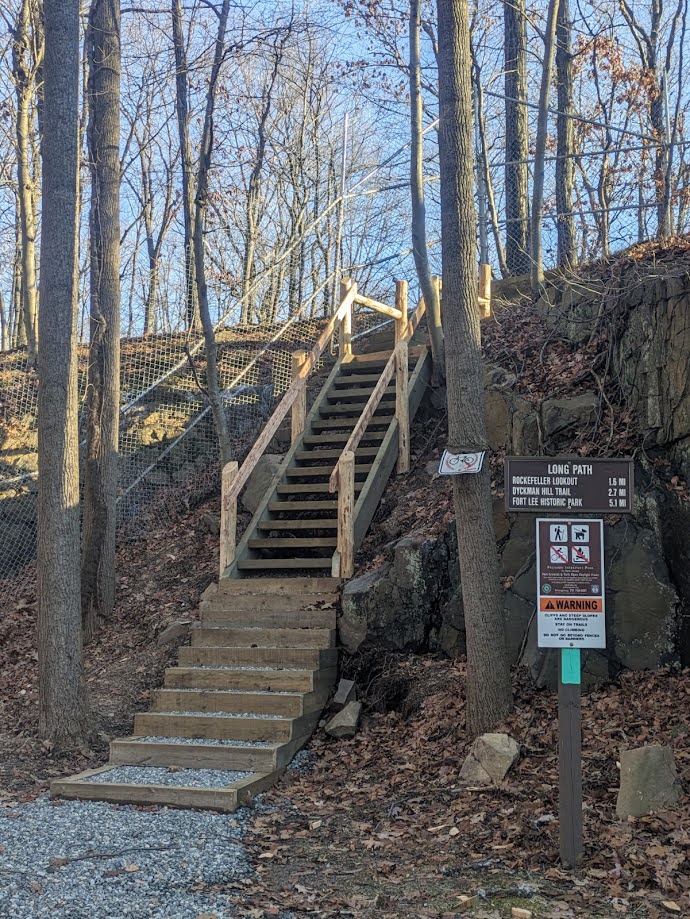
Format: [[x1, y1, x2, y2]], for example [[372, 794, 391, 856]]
[[164, 666, 326, 692], [51, 765, 278, 813], [237, 558, 333, 570], [190, 625, 336, 648], [108, 733, 312, 771]]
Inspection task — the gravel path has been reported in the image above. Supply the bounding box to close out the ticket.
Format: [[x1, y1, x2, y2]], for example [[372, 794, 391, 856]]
[[0, 796, 249, 918]]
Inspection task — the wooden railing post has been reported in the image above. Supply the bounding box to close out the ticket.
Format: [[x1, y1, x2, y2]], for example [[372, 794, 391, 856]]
[[337, 450, 355, 578], [291, 350, 307, 443], [478, 263, 491, 318], [394, 279, 408, 344], [395, 341, 410, 474], [220, 460, 238, 577], [339, 278, 354, 358]]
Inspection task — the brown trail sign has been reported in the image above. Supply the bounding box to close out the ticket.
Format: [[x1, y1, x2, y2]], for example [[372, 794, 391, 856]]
[[505, 457, 633, 513]]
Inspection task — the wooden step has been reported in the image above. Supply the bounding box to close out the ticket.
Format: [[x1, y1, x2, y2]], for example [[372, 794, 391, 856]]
[[109, 734, 309, 772], [52, 766, 275, 813], [201, 596, 337, 622], [214, 577, 340, 595], [178, 646, 337, 669], [248, 537, 338, 550], [256, 519, 338, 531], [302, 431, 386, 445], [165, 665, 330, 691], [312, 415, 393, 430], [321, 403, 392, 416], [153, 687, 307, 716], [268, 500, 338, 512], [134, 711, 292, 743], [285, 464, 372, 477], [275, 483, 364, 495], [237, 558, 333, 571], [332, 373, 389, 386], [191, 626, 336, 648], [295, 447, 379, 461], [327, 386, 395, 401]]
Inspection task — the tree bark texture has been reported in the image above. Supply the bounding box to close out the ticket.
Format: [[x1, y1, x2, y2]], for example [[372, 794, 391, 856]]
[[11, 0, 41, 363], [436, 0, 512, 736], [172, 0, 200, 332], [410, 0, 444, 378], [503, 0, 530, 276], [555, 0, 576, 267], [530, 0, 561, 294], [82, 0, 121, 638], [194, 0, 232, 465], [38, 0, 90, 746]]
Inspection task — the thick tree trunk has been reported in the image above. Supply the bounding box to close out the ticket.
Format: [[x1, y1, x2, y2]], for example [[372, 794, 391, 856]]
[[38, 0, 90, 747], [410, 0, 444, 378], [12, 0, 41, 363], [436, 0, 512, 736], [172, 0, 200, 332], [81, 0, 121, 639], [503, 0, 530, 275], [194, 0, 232, 465], [555, 0, 576, 267], [530, 0, 561, 295]]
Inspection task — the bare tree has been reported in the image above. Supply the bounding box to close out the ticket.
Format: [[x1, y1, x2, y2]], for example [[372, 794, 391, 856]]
[[503, 0, 530, 275], [10, 0, 42, 360], [81, 0, 121, 637], [37, 0, 90, 746], [531, 0, 561, 294], [410, 0, 443, 377], [171, 0, 199, 331], [556, 0, 576, 267], [436, 0, 512, 736]]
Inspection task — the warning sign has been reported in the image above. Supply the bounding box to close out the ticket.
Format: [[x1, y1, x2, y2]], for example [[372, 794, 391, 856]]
[[536, 518, 605, 649]]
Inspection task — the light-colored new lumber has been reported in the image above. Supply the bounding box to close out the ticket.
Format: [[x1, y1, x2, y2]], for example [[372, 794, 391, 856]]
[[291, 350, 307, 443], [395, 279, 408, 343], [220, 461, 238, 577], [395, 340, 410, 473], [336, 450, 355, 579], [353, 292, 403, 320]]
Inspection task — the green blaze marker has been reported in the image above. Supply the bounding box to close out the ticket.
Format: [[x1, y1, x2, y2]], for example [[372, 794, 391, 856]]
[[561, 648, 581, 684]]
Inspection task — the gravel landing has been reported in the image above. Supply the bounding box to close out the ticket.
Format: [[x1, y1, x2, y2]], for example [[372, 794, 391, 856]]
[[0, 796, 249, 918], [134, 736, 275, 747], [85, 767, 251, 788], [155, 710, 284, 719]]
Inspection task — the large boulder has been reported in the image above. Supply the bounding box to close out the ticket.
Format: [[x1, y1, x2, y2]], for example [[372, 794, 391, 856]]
[[541, 392, 598, 448], [607, 523, 679, 671], [241, 454, 283, 515], [485, 389, 512, 451], [339, 536, 454, 654], [460, 733, 520, 785], [325, 701, 362, 739], [616, 746, 683, 818]]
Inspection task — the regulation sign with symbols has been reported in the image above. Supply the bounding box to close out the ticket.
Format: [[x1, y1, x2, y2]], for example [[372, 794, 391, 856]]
[[536, 518, 606, 649]]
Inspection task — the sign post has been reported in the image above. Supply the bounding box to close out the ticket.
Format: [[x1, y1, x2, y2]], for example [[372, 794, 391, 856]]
[[505, 456, 633, 870]]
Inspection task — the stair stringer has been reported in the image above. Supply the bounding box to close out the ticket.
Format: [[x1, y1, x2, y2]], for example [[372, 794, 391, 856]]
[[226, 356, 345, 577]]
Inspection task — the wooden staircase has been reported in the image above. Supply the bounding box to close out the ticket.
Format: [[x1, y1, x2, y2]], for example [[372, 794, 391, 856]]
[[52, 279, 431, 812]]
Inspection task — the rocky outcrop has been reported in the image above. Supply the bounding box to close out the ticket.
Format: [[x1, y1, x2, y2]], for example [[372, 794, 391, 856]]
[[616, 746, 683, 818]]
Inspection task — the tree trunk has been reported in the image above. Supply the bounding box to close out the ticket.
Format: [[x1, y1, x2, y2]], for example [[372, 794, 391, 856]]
[[38, 0, 90, 747], [503, 0, 530, 275], [410, 0, 444, 378], [530, 0, 561, 295], [193, 0, 232, 465], [172, 0, 199, 332], [436, 0, 512, 736], [555, 0, 576, 267], [12, 0, 41, 363], [81, 0, 121, 639]]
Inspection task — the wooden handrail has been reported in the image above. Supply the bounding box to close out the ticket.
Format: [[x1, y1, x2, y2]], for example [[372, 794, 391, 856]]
[[328, 345, 399, 494], [404, 295, 427, 341], [353, 292, 403, 320], [224, 281, 357, 506]]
